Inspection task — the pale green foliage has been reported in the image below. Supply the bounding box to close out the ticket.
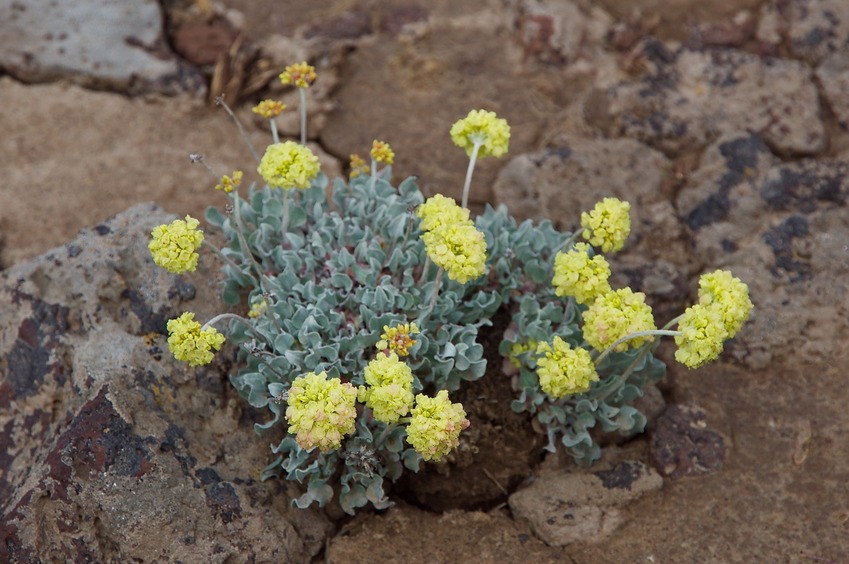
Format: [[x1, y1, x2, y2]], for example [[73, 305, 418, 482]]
[[206, 167, 666, 512]]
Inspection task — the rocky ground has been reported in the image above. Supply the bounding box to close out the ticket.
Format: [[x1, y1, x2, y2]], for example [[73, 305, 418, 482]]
[[2, 0, 848, 562]]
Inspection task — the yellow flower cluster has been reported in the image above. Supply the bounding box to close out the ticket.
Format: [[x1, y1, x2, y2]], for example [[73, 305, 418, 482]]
[[286, 371, 357, 452], [552, 243, 612, 305], [214, 170, 243, 193], [279, 62, 317, 89], [417, 195, 486, 284], [450, 109, 511, 158], [358, 353, 415, 424], [416, 194, 470, 233], [405, 390, 470, 462], [674, 270, 753, 368], [422, 223, 488, 284], [166, 312, 225, 367], [581, 198, 631, 253], [149, 215, 204, 274], [248, 298, 267, 319], [349, 154, 369, 178], [376, 322, 419, 357], [674, 304, 728, 369], [697, 270, 753, 336], [535, 337, 598, 399], [370, 140, 395, 165], [257, 141, 320, 190], [583, 288, 656, 352], [252, 99, 286, 119]]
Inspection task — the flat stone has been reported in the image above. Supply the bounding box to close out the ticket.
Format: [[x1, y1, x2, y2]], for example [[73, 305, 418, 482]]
[[508, 461, 662, 546], [675, 130, 849, 371], [0, 204, 330, 561], [604, 41, 826, 156], [816, 49, 849, 129], [0, 0, 202, 94]]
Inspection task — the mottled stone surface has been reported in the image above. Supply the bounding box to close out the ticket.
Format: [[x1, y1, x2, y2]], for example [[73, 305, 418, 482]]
[[816, 49, 849, 129], [508, 460, 662, 546], [0, 0, 202, 94], [650, 404, 726, 479], [675, 131, 849, 371], [604, 42, 826, 156], [0, 204, 329, 562]]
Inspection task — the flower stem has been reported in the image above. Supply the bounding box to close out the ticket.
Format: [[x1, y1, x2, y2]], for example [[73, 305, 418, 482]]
[[270, 118, 280, 144], [216, 96, 260, 164], [424, 267, 444, 318], [593, 329, 681, 367], [553, 227, 586, 255], [202, 312, 251, 331], [299, 88, 307, 145], [201, 239, 250, 277], [461, 141, 483, 210], [281, 189, 291, 239]]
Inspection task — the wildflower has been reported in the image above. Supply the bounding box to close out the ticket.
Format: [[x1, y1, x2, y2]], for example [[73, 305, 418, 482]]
[[582, 288, 656, 352], [697, 270, 753, 337], [581, 198, 631, 253], [248, 299, 267, 319], [450, 109, 511, 158], [349, 154, 369, 178], [257, 141, 320, 190], [370, 140, 395, 165], [406, 390, 470, 462], [674, 304, 729, 369], [422, 223, 488, 284], [166, 312, 225, 367], [535, 337, 598, 399], [214, 170, 243, 193], [552, 243, 612, 305], [149, 215, 204, 274], [252, 99, 286, 119], [286, 371, 358, 452], [376, 322, 420, 357], [358, 353, 415, 424], [416, 194, 471, 233], [279, 62, 317, 88]]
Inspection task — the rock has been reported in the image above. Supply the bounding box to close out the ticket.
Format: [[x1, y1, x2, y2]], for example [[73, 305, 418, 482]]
[[675, 130, 849, 371], [816, 50, 849, 129], [0, 0, 202, 95], [650, 404, 726, 478], [784, 0, 849, 65], [0, 204, 330, 561], [604, 40, 826, 156], [508, 460, 662, 546]]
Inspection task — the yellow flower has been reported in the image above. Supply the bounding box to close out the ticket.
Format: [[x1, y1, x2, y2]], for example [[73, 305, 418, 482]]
[[535, 337, 598, 399], [370, 140, 395, 165], [507, 339, 539, 368], [358, 352, 415, 424], [286, 371, 357, 452], [248, 298, 267, 319], [257, 141, 320, 190], [416, 194, 471, 233], [674, 304, 729, 369], [450, 109, 510, 158], [252, 99, 286, 119], [149, 215, 204, 274], [279, 62, 317, 88], [166, 312, 225, 367], [697, 270, 753, 337], [214, 170, 243, 193], [552, 243, 613, 305], [349, 154, 369, 178], [581, 198, 631, 253], [376, 322, 420, 357], [405, 390, 470, 462], [582, 288, 656, 352], [422, 223, 488, 284]]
